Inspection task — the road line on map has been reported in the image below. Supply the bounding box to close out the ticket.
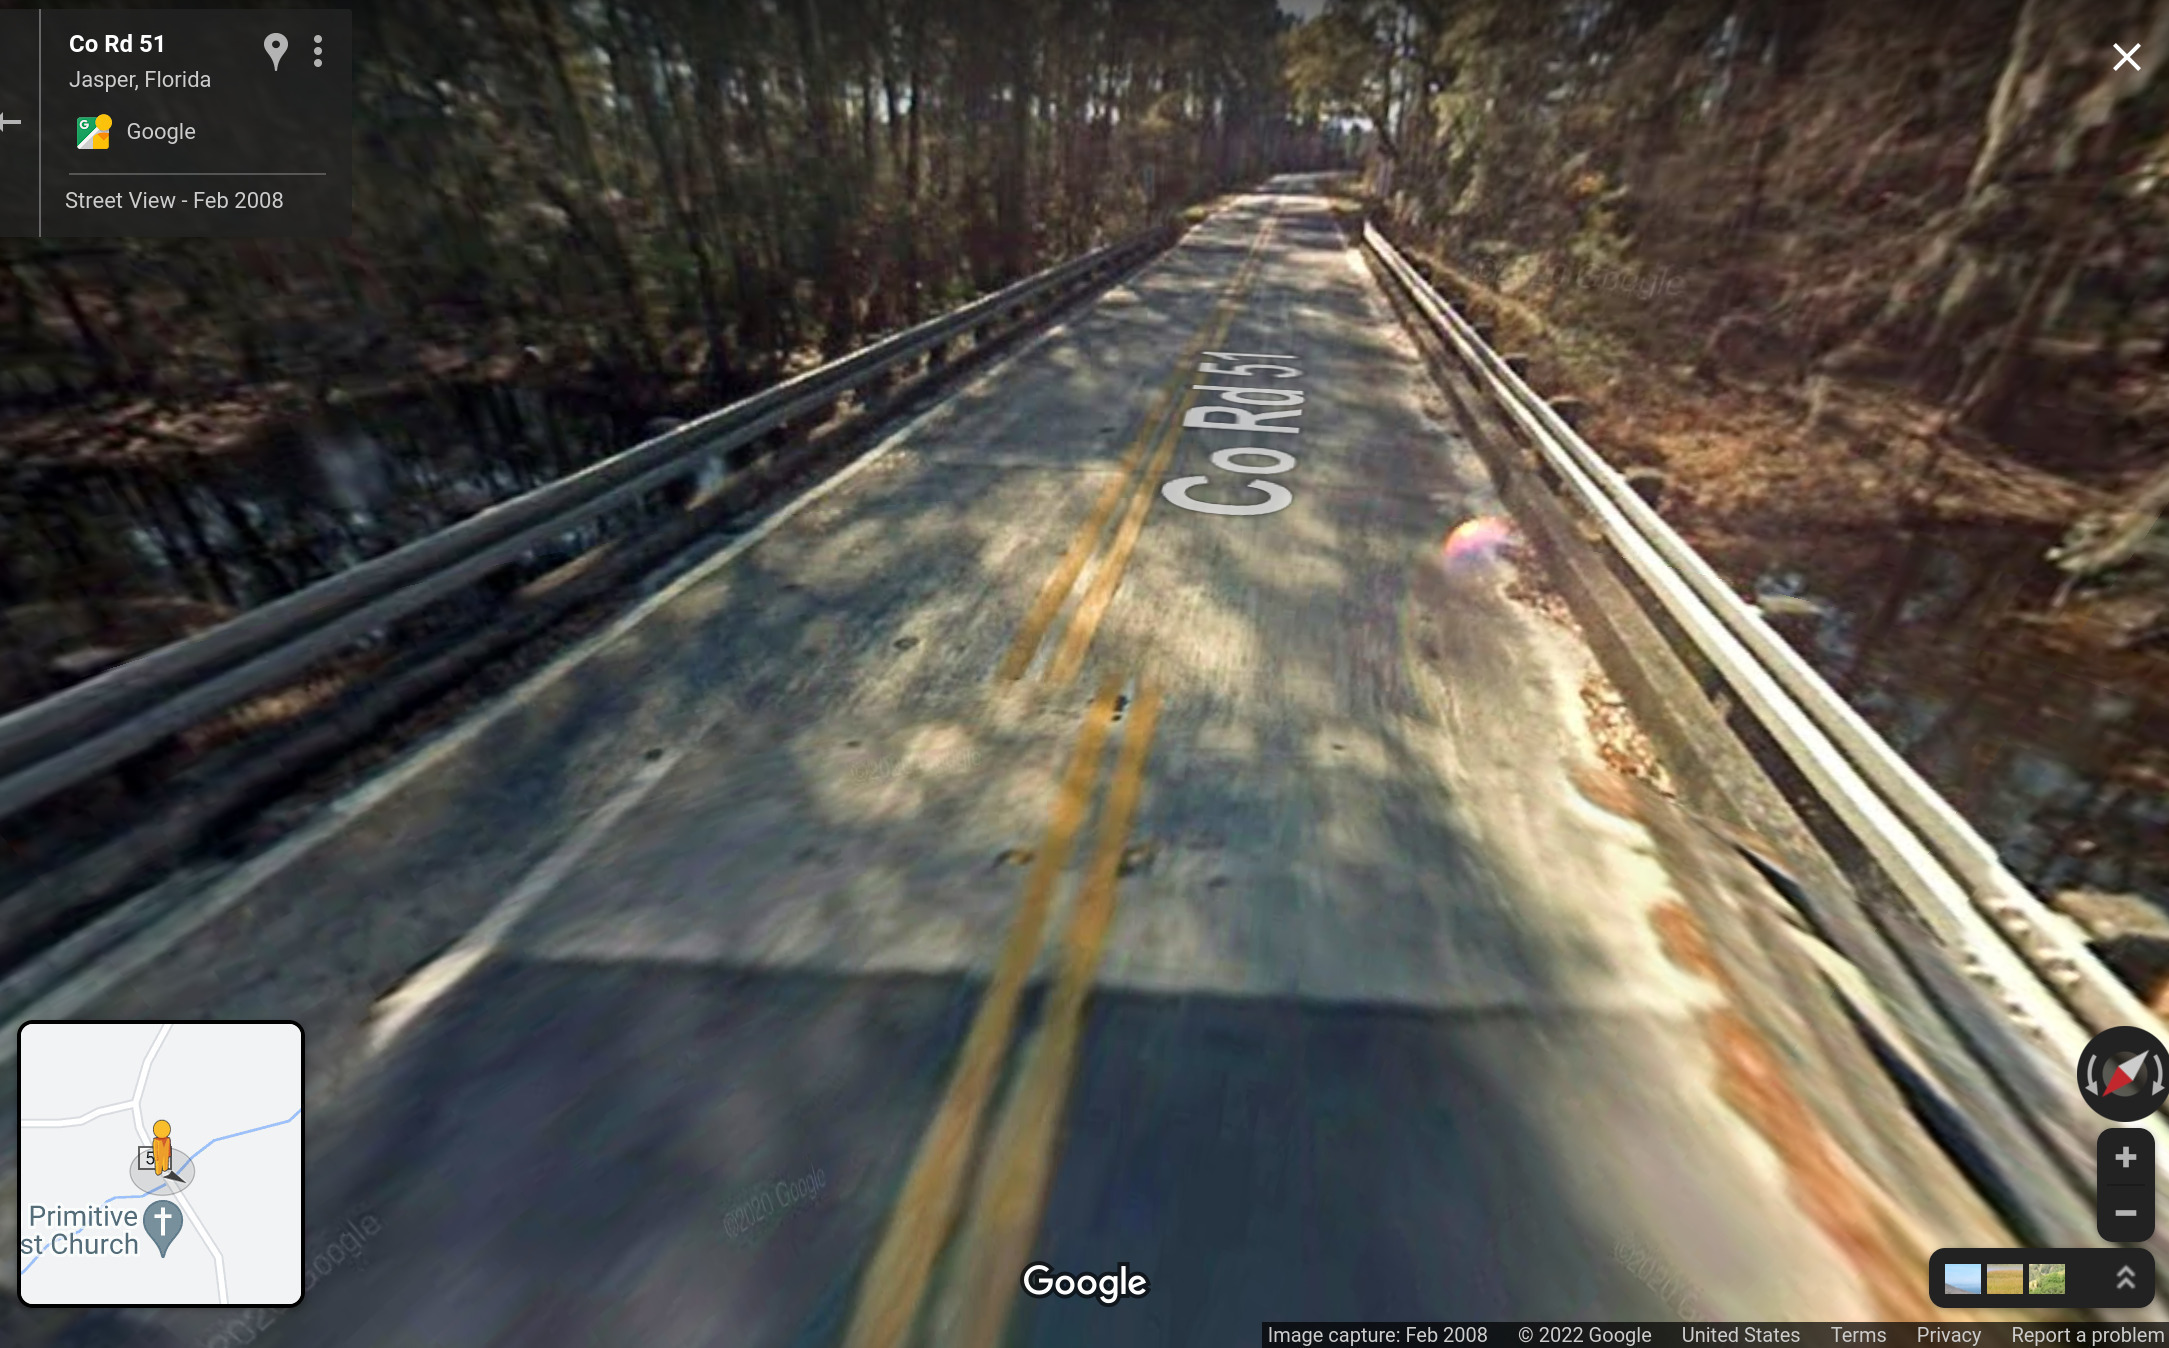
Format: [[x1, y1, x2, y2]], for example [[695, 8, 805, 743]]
[[840, 676, 1123, 1348]]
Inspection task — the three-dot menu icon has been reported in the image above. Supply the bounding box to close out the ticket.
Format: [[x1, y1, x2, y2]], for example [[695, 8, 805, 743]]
[[262, 32, 325, 71]]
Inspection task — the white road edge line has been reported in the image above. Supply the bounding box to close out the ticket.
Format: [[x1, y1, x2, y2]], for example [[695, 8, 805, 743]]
[[360, 742, 689, 1056], [0, 222, 1220, 1069]]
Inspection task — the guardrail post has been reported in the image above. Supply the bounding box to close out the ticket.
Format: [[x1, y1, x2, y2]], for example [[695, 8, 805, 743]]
[[1622, 466, 1667, 511], [741, 426, 787, 470]]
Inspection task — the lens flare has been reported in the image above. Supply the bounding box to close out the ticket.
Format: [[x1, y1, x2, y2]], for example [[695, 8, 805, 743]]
[[1439, 515, 1518, 570]]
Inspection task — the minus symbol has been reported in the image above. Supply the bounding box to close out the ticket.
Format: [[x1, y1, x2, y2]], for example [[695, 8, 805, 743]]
[[2116, 1209, 2139, 1216]]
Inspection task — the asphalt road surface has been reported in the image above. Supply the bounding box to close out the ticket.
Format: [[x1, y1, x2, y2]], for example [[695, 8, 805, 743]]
[[21, 177, 1876, 1346]]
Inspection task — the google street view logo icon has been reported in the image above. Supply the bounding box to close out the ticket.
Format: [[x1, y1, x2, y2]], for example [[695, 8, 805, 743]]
[[77, 114, 112, 149]]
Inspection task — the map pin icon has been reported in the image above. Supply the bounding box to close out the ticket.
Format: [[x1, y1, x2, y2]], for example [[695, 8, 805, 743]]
[[264, 32, 287, 71], [144, 1199, 184, 1257]]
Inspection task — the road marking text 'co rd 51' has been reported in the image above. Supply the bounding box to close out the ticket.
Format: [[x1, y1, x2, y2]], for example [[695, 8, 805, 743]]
[[1162, 351, 1303, 517]]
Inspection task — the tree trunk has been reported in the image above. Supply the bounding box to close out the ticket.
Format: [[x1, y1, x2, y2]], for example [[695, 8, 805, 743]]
[[35, 258, 120, 388], [523, 0, 660, 379], [1965, 0, 2043, 198]]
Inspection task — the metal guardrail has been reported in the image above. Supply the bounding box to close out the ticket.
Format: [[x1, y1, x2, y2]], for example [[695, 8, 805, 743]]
[[1361, 221, 2158, 1045], [1360, 222, 2169, 1214], [0, 224, 1172, 825]]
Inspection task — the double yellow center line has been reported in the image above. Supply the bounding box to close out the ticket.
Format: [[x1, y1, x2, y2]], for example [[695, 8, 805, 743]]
[[840, 675, 1163, 1348], [926, 679, 1163, 1348], [997, 212, 1281, 687], [843, 206, 1276, 1348]]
